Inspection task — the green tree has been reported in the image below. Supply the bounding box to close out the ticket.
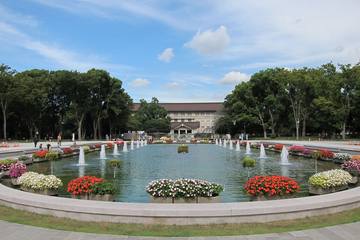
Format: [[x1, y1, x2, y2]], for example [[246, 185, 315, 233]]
[[135, 97, 170, 133], [0, 64, 17, 140]]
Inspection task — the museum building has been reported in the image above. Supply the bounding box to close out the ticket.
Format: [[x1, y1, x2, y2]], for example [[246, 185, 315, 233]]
[[132, 102, 224, 135]]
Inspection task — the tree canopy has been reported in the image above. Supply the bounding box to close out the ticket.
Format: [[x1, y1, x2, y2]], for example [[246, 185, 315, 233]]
[[0, 66, 132, 140], [219, 63, 360, 140]]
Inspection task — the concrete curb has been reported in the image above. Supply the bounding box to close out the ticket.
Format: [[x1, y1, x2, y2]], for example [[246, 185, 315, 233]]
[[1, 183, 360, 225]]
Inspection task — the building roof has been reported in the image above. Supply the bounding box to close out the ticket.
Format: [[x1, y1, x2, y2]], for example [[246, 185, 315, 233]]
[[171, 121, 200, 130], [132, 102, 223, 112]]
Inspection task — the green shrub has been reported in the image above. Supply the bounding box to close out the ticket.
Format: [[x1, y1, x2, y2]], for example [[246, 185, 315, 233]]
[[90, 182, 115, 195], [177, 145, 189, 153], [17, 155, 31, 162], [242, 156, 256, 168], [45, 152, 60, 161], [82, 146, 90, 153], [108, 159, 122, 168], [311, 150, 322, 160]]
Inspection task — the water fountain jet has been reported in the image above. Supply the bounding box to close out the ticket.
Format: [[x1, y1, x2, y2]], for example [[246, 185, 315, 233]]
[[260, 143, 267, 158], [100, 145, 106, 159], [245, 142, 251, 155], [123, 141, 128, 152]]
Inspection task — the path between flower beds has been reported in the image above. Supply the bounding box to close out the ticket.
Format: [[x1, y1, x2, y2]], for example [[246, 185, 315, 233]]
[[0, 220, 359, 239]]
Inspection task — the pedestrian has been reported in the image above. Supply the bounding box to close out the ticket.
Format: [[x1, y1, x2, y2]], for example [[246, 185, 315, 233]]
[[39, 143, 43, 150], [57, 133, 62, 147], [47, 143, 51, 151], [33, 131, 39, 147]]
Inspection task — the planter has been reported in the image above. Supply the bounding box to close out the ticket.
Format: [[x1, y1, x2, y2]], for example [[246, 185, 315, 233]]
[[20, 186, 58, 196], [0, 172, 6, 179], [251, 195, 294, 201], [349, 176, 358, 185], [151, 196, 220, 204], [309, 184, 348, 195], [197, 196, 221, 203], [71, 194, 90, 200], [33, 158, 48, 163], [11, 178, 21, 186], [89, 194, 114, 202]]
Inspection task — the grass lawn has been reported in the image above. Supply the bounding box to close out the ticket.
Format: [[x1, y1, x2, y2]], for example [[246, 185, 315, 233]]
[[0, 204, 360, 237]]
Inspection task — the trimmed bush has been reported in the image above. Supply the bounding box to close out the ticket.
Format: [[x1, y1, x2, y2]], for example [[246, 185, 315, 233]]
[[242, 156, 256, 168], [177, 144, 189, 153], [45, 152, 60, 161]]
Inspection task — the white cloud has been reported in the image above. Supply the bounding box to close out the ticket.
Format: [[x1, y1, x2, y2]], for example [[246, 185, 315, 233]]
[[185, 26, 230, 55], [130, 78, 150, 88], [158, 48, 174, 62], [220, 71, 250, 85], [166, 81, 181, 89], [0, 21, 133, 73]]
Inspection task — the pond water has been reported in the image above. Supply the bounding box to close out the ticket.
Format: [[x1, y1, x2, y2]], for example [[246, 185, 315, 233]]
[[27, 144, 337, 202]]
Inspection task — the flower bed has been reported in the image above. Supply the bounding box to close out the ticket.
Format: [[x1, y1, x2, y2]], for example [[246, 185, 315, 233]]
[[308, 169, 352, 195], [33, 150, 48, 159], [334, 153, 352, 163], [342, 160, 360, 176], [18, 172, 63, 195], [288, 145, 305, 154], [45, 151, 60, 161], [107, 142, 114, 148], [9, 162, 27, 185], [67, 176, 115, 201], [146, 178, 223, 203], [274, 144, 284, 151], [0, 159, 17, 172], [244, 176, 300, 200], [9, 162, 26, 178], [319, 149, 334, 160], [62, 147, 74, 154]]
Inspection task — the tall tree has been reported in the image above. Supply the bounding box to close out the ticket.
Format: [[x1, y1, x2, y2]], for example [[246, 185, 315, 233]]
[[0, 64, 16, 140]]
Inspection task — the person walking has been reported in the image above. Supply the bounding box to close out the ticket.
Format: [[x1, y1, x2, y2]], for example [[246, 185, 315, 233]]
[[57, 132, 61, 147], [33, 131, 39, 148]]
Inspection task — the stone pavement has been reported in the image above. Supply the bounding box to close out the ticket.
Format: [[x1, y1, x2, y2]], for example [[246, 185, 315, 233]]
[[0, 220, 359, 240]]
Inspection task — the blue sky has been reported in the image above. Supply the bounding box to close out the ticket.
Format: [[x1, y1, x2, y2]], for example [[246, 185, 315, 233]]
[[1, 0, 360, 102]]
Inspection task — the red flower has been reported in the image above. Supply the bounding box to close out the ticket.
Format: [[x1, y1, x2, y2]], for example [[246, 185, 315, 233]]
[[33, 150, 48, 158], [67, 176, 104, 195], [62, 147, 73, 154], [274, 144, 284, 151], [244, 175, 300, 197], [319, 149, 334, 159]]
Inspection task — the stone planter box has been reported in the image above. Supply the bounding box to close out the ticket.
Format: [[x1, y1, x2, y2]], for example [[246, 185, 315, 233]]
[[349, 176, 358, 185], [11, 178, 21, 186], [20, 186, 58, 196], [251, 194, 294, 201], [0, 171, 9, 179], [309, 184, 348, 195], [151, 196, 220, 204], [89, 194, 114, 202], [71, 193, 114, 201], [33, 158, 48, 163], [20, 159, 33, 165]]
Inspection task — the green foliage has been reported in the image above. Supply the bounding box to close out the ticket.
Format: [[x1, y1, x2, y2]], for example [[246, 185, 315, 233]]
[[90, 182, 115, 195], [242, 156, 256, 168], [17, 155, 31, 162], [82, 146, 90, 153], [311, 150, 322, 160], [108, 159, 122, 168], [177, 145, 189, 153], [132, 97, 170, 133], [221, 63, 360, 139], [45, 152, 59, 161], [1, 65, 132, 141]]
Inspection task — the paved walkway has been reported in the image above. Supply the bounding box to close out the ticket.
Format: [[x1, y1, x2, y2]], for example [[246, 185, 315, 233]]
[[0, 220, 359, 240]]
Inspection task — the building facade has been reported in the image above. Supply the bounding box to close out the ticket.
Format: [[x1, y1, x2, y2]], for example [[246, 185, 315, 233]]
[[133, 102, 224, 137]]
